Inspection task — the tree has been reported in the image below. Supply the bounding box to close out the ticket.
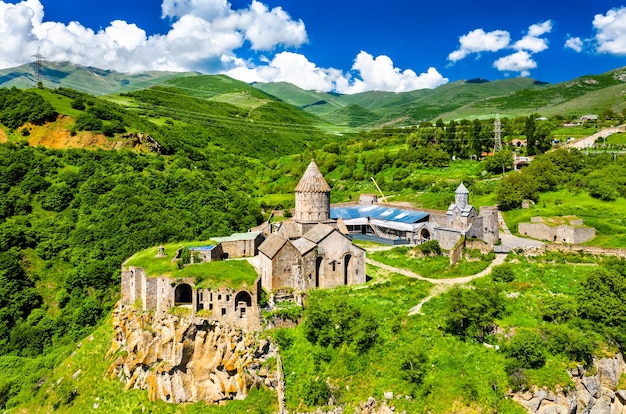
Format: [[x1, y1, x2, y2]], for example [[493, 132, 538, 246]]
[[444, 285, 505, 341], [505, 329, 546, 369], [495, 172, 539, 210]]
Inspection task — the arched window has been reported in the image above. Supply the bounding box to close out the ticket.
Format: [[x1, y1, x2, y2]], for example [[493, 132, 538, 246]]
[[315, 256, 323, 288], [344, 254, 351, 285], [234, 291, 252, 313], [175, 283, 193, 304]]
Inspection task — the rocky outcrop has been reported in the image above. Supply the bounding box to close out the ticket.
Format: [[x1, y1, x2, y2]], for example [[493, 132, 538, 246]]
[[105, 304, 278, 404], [512, 354, 626, 414]]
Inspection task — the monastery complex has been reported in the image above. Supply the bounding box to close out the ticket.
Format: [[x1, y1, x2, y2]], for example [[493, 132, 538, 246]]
[[121, 160, 500, 330]]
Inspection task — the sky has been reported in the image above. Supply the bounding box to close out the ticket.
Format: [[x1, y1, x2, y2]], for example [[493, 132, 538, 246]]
[[1, 0, 626, 94]]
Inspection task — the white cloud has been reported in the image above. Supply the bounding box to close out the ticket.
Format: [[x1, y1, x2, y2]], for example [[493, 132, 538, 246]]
[[449, 21, 552, 77], [0, 0, 307, 74], [593, 7, 626, 55], [565, 36, 583, 53], [226, 51, 448, 93], [514, 20, 551, 53], [448, 29, 510, 62], [346, 51, 448, 93], [493, 51, 536, 77], [0, 0, 446, 94]]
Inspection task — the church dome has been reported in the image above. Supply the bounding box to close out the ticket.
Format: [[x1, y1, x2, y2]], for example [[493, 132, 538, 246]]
[[295, 161, 331, 193], [294, 160, 331, 224]]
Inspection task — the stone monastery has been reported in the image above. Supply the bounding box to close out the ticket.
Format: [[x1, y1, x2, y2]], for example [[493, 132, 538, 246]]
[[121, 160, 499, 330]]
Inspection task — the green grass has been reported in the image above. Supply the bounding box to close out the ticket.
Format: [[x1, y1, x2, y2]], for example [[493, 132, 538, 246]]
[[503, 189, 626, 247], [14, 316, 278, 413], [124, 242, 259, 289], [606, 132, 626, 145], [368, 247, 495, 279]]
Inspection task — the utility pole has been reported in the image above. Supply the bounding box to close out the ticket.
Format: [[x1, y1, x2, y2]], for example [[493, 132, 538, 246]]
[[493, 113, 502, 153], [32, 46, 44, 87]]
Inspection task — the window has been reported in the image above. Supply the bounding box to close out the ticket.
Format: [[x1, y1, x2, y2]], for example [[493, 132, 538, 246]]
[[221, 308, 226, 316]]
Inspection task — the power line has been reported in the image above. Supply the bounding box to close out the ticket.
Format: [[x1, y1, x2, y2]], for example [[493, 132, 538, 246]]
[[32, 46, 44, 87]]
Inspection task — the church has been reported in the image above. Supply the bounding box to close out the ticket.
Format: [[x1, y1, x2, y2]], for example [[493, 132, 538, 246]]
[[257, 161, 367, 291]]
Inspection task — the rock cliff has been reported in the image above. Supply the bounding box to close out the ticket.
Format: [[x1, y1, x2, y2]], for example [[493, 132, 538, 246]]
[[512, 354, 626, 414], [105, 304, 278, 404]]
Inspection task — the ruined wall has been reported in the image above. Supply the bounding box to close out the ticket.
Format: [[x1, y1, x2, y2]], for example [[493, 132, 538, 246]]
[[435, 228, 463, 250], [519, 222, 595, 244], [479, 206, 500, 246]]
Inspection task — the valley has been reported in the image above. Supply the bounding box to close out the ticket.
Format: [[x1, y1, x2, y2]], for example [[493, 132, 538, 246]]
[[0, 63, 625, 413]]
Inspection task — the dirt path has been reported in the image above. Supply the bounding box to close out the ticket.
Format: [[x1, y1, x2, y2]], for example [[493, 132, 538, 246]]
[[365, 253, 507, 315]]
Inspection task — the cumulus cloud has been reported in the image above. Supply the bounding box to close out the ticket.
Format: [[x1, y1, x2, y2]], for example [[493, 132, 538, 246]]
[[593, 7, 626, 55], [449, 21, 552, 77], [447, 29, 510, 62], [565, 36, 584, 53], [493, 51, 536, 77], [0, 0, 307, 74], [226, 51, 448, 93], [0, 0, 448, 93], [514, 20, 551, 53]]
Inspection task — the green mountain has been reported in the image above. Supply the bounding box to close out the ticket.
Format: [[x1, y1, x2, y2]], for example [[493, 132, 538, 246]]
[[3, 62, 626, 131], [0, 61, 199, 96]]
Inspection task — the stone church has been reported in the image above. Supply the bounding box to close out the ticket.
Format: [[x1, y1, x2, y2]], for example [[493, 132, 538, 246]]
[[257, 161, 366, 291]]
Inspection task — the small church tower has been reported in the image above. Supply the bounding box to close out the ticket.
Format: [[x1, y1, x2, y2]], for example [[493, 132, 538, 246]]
[[294, 160, 331, 224], [455, 183, 469, 210]]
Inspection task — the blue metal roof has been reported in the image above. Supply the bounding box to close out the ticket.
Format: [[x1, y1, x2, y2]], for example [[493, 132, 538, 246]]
[[192, 245, 217, 251], [330, 205, 429, 224]]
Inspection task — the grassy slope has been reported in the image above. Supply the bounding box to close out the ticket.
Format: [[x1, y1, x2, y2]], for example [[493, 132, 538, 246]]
[[14, 315, 277, 414], [0, 61, 199, 96]]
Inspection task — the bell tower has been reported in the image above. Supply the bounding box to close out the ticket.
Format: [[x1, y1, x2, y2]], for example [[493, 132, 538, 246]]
[[294, 160, 331, 224]]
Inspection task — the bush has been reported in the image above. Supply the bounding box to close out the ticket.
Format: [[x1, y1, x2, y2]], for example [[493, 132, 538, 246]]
[[539, 295, 576, 323], [417, 240, 441, 256], [505, 329, 546, 369], [302, 377, 329, 406], [491, 263, 515, 283]]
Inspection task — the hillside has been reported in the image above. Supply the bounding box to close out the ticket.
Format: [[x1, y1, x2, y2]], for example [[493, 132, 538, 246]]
[[3, 61, 626, 131], [0, 61, 199, 96], [1, 63, 626, 413]]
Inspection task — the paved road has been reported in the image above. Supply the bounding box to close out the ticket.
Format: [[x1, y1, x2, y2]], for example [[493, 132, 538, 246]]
[[558, 125, 625, 150]]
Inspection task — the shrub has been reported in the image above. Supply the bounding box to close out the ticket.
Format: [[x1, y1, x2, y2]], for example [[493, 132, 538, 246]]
[[491, 263, 515, 283], [302, 377, 329, 406], [505, 329, 546, 369], [417, 240, 441, 256], [539, 295, 576, 323]]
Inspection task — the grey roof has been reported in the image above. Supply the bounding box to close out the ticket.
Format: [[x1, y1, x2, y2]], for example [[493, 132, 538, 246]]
[[257, 233, 288, 259], [455, 183, 469, 194], [277, 220, 302, 240], [294, 160, 331, 193], [330, 205, 429, 224], [291, 237, 317, 255], [303, 223, 336, 244], [212, 231, 262, 243]]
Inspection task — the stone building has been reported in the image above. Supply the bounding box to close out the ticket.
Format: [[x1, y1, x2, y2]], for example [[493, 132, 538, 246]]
[[332, 183, 499, 249], [211, 231, 264, 258], [120, 266, 261, 331], [257, 160, 366, 292], [518, 216, 595, 244]]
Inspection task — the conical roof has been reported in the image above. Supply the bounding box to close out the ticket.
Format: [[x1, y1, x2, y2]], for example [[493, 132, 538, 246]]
[[295, 160, 331, 193], [455, 183, 469, 194]]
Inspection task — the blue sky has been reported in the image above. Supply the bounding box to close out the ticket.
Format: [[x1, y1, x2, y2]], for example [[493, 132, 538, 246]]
[[1, 0, 625, 93]]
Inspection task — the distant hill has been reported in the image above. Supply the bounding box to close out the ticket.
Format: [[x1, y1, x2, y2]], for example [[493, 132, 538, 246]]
[[0, 61, 199, 96], [2, 61, 626, 130]]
